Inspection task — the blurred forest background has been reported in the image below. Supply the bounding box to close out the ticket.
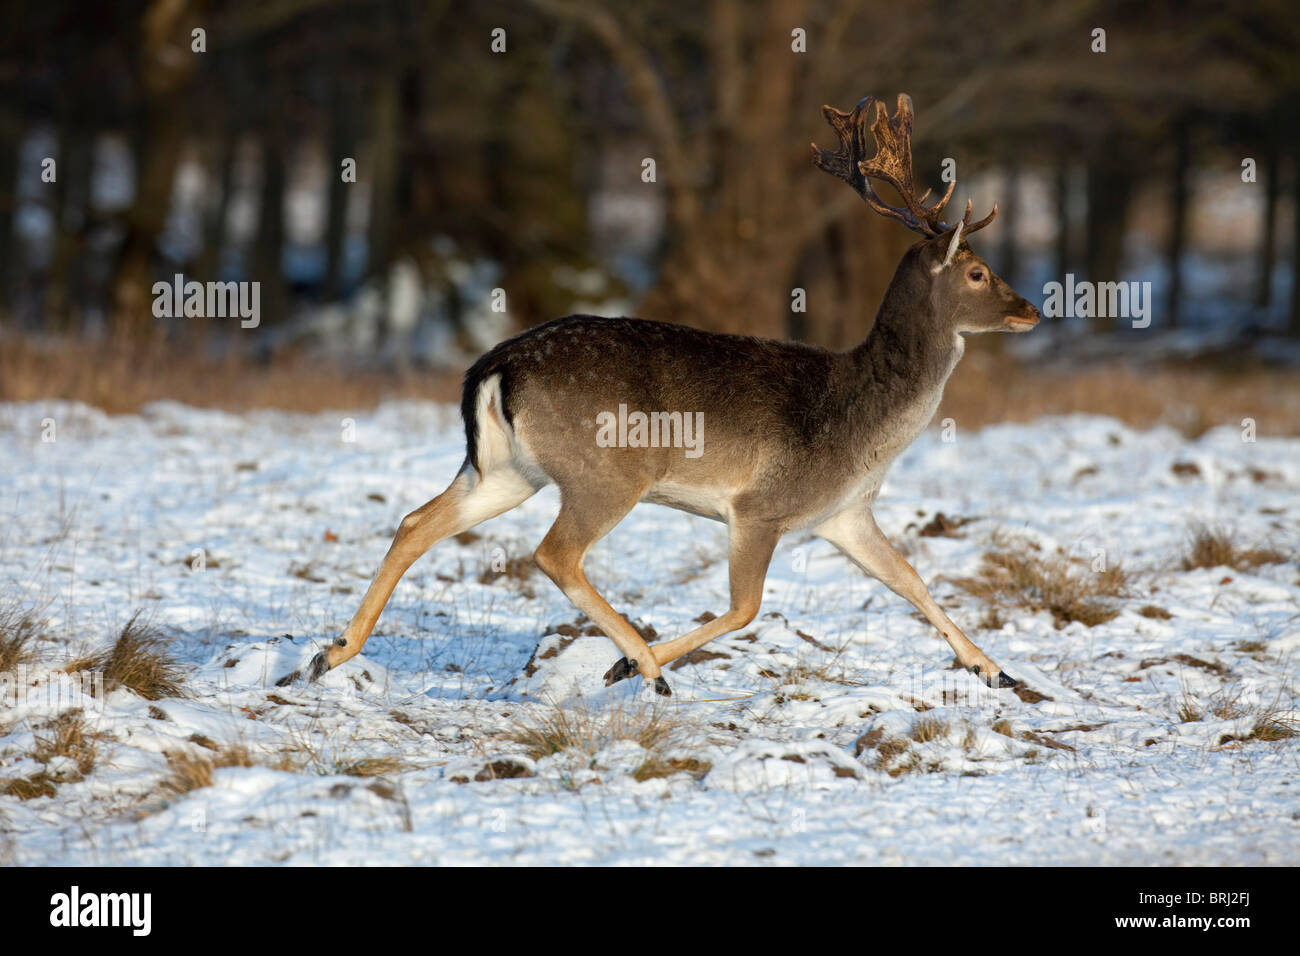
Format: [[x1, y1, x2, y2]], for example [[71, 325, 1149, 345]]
[[1, 0, 1298, 432]]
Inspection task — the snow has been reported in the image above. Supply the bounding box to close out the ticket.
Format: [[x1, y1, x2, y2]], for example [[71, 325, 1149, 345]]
[[0, 399, 1297, 865]]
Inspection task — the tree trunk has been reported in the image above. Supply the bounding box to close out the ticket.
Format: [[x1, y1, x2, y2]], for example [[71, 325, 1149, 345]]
[[999, 161, 1020, 287], [47, 126, 98, 331], [110, 0, 199, 340], [0, 111, 19, 316], [1290, 146, 1300, 337], [254, 132, 287, 328], [1084, 152, 1133, 330], [198, 132, 237, 283], [1255, 137, 1278, 311], [111, 98, 186, 339], [1164, 117, 1190, 329], [323, 85, 355, 301], [1054, 160, 1070, 280], [365, 71, 400, 349], [367, 72, 400, 286]]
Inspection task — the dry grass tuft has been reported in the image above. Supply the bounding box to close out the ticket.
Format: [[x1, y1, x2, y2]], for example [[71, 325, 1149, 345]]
[[1, 712, 103, 800], [909, 715, 950, 744], [855, 732, 919, 776], [1181, 523, 1287, 573], [990, 718, 1075, 752], [32, 712, 101, 775], [0, 606, 42, 672], [477, 555, 536, 586], [952, 534, 1129, 628], [337, 756, 407, 778], [0, 775, 58, 800], [631, 756, 712, 782], [1178, 682, 1299, 745], [159, 745, 259, 796], [1247, 717, 1298, 742], [1176, 697, 1203, 723], [509, 703, 683, 764], [71, 614, 186, 700], [473, 759, 535, 782]]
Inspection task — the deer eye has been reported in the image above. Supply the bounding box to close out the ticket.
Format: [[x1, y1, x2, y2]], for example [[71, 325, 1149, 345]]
[[967, 267, 985, 283]]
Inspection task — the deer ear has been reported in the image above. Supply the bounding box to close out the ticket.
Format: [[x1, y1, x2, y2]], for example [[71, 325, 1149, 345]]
[[930, 221, 964, 274]]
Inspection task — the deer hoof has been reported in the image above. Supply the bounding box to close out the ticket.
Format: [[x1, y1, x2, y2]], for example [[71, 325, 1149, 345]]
[[274, 668, 300, 687], [969, 664, 1018, 689], [603, 657, 639, 685], [307, 651, 331, 682], [653, 676, 672, 697]]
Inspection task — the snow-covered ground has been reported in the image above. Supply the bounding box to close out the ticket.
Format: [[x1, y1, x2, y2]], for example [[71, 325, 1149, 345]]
[[0, 399, 1296, 865]]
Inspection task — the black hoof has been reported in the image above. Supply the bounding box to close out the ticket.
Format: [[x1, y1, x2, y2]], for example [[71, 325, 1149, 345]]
[[274, 669, 299, 687], [603, 656, 639, 686], [969, 665, 1018, 690], [653, 676, 672, 697], [307, 651, 330, 682]]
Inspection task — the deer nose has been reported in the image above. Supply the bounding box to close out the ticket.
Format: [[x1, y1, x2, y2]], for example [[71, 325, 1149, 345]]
[[1004, 305, 1039, 331]]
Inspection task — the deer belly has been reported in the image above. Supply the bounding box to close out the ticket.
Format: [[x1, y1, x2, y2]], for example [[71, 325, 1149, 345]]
[[642, 481, 732, 522]]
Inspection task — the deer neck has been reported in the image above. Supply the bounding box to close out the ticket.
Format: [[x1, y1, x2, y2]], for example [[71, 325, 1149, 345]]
[[843, 273, 963, 471]]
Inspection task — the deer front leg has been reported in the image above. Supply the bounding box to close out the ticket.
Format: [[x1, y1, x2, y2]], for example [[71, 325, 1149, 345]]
[[650, 520, 780, 669], [815, 506, 1017, 688]]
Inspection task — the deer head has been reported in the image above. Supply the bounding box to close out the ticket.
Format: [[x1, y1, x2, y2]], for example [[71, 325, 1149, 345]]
[[812, 94, 1039, 335]]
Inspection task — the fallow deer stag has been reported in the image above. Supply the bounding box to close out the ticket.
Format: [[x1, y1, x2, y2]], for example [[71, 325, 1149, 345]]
[[282, 93, 1040, 696]]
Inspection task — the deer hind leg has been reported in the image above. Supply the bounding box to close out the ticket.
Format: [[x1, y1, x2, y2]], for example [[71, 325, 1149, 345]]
[[283, 463, 538, 684], [651, 520, 780, 669], [815, 506, 1018, 689], [532, 486, 669, 693]]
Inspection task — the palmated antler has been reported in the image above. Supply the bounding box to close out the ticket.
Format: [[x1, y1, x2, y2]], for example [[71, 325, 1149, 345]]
[[811, 93, 996, 239]]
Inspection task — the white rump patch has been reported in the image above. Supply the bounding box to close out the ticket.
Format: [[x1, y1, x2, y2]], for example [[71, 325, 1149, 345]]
[[473, 373, 515, 474]]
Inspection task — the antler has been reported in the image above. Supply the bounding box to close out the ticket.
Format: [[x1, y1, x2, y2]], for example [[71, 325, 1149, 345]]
[[811, 93, 996, 239]]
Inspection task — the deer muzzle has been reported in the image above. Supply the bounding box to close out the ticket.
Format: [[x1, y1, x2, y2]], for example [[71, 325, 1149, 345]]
[[1004, 307, 1040, 332]]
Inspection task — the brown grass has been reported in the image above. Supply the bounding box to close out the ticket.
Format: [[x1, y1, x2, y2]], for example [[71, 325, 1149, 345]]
[[476, 555, 536, 585], [991, 718, 1076, 752], [909, 715, 950, 744], [854, 730, 921, 776], [1181, 523, 1288, 572], [0, 712, 103, 800], [0, 332, 459, 414], [32, 712, 101, 775], [1247, 717, 1298, 742], [509, 703, 681, 763], [70, 614, 186, 700], [952, 534, 1129, 628], [336, 756, 407, 778], [159, 745, 259, 796], [0, 607, 41, 672], [0, 774, 58, 800], [943, 344, 1300, 437], [1138, 604, 1172, 619], [1176, 696, 1203, 723], [4, 331, 1298, 437], [472, 759, 535, 781], [631, 756, 712, 781]]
